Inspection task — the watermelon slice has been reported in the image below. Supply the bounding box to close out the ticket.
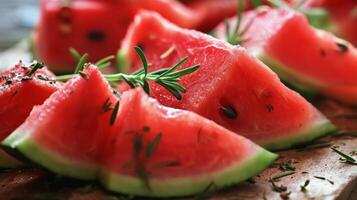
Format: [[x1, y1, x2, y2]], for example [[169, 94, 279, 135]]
[[214, 7, 357, 105], [100, 88, 276, 197], [183, 0, 294, 31], [0, 64, 60, 168], [0, 64, 59, 140], [2, 66, 277, 197], [2, 66, 117, 179], [34, 0, 200, 73], [118, 11, 335, 150], [302, 0, 357, 46]]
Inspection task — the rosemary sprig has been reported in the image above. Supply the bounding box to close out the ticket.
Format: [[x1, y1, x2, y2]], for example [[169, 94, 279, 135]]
[[272, 171, 295, 180], [57, 47, 200, 100], [251, 0, 263, 7], [331, 147, 357, 165], [270, 179, 287, 193], [145, 133, 162, 158], [69, 48, 115, 69], [27, 61, 44, 76], [109, 101, 120, 126], [300, 179, 310, 192], [314, 176, 334, 185], [268, 0, 329, 29], [225, 0, 253, 45]]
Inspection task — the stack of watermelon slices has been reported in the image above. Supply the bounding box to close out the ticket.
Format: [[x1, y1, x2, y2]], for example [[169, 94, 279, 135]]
[[33, 0, 293, 73], [0, 6, 341, 199], [214, 7, 357, 105], [118, 10, 335, 150], [300, 0, 357, 46], [2, 66, 277, 197]]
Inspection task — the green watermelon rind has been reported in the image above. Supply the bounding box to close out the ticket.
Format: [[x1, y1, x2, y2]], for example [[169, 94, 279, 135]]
[[2, 131, 98, 180], [99, 150, 277, 197], [256, 52, 323, 98], [261, 119, 336, 151], [2, 129, 277, 197], [251, 52, 337, 150]]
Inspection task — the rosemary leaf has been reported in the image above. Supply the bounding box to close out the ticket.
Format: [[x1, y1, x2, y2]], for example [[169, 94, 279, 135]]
[[145, 133, 162, 158], [110, 101, 120, 126]]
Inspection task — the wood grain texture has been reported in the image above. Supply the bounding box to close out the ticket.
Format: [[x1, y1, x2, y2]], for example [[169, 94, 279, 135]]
[[0, 42, 355, 200]]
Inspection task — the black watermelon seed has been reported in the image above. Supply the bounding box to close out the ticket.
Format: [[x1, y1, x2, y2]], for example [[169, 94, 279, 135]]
[[220, 105, 238, 119], [336, 42, 348, 53], [320, 49, 326, 57], [87, 30, 106, 42], [266, 104, 274, 112]]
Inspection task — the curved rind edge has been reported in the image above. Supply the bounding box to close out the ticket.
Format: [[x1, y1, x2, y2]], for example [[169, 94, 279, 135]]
[[261, 119, 336, 151], [2, 131, 97, 180], [257, 52, 322, 97], [99, 149, 277, 197]]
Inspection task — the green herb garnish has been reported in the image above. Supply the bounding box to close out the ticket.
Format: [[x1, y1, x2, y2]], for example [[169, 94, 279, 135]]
[[225, 0, 253, 45], [58, 47, 200, 100], [300, 179, 310, 192], [270, 180, 287, 192], [272, 171, 295, 180], [109, 101, 120, 126], [145, 133, 162, 158], [331, 147, 357, 165], [27, 61, 44, 76], [251, 0, 263, 7], [268, 0, 330, 29], [314, 176, 334, 185]]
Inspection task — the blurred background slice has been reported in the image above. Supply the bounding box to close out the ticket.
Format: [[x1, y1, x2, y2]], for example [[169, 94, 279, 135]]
[[0, 0, 39, 51]]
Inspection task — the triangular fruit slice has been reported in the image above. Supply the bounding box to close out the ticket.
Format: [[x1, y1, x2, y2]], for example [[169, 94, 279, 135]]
[[302, 0, 357, 46], [183, 0, 294, 32], [0, 64, 60, 140], [100, 88, 277, 197], [34, 0, 200, 73], [2, 66, 118, 179], [215, 7, 357, 105], [118, 11, 335, 150], [0, 63, 60, 168], [2, 68, 277, 197]]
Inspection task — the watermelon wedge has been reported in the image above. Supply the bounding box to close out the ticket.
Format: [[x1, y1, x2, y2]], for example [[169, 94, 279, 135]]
[[118, 11, 335, 150], [214, 7, 357, 105], [100, 88, 276, 197], [0, 64, 60, 168], [34, 0, 200, 73], [2, 66, 117, 179], [2, 66, 277, 197], [302, 0, 357, 46], [0, 64, 59, 140]]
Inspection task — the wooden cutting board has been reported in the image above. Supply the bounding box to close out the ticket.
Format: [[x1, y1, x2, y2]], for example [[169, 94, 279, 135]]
[[0, 41, 355, 200]]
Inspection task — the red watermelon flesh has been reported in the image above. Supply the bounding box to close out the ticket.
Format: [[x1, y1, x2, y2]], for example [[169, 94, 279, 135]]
[[99, 88, 277, 197], [34, 0, 200, 73], [302, 0, 357, 46], [118, 11, 335, 150], [2, 68, 277, 197], [0, 64, 60, 168], [0, 64, 60, 141], [183, 0, 294, 32], [215, 7, 357, 105], [2, 66, 118, 179]]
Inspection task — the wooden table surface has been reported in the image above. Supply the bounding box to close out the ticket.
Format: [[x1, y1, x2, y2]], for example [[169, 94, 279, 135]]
[[0, 41, 355, 200]]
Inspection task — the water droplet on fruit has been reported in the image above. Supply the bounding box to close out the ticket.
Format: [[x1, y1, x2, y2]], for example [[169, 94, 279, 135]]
[[220, 105, 238, 119], [87, 30, 106, 42]]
